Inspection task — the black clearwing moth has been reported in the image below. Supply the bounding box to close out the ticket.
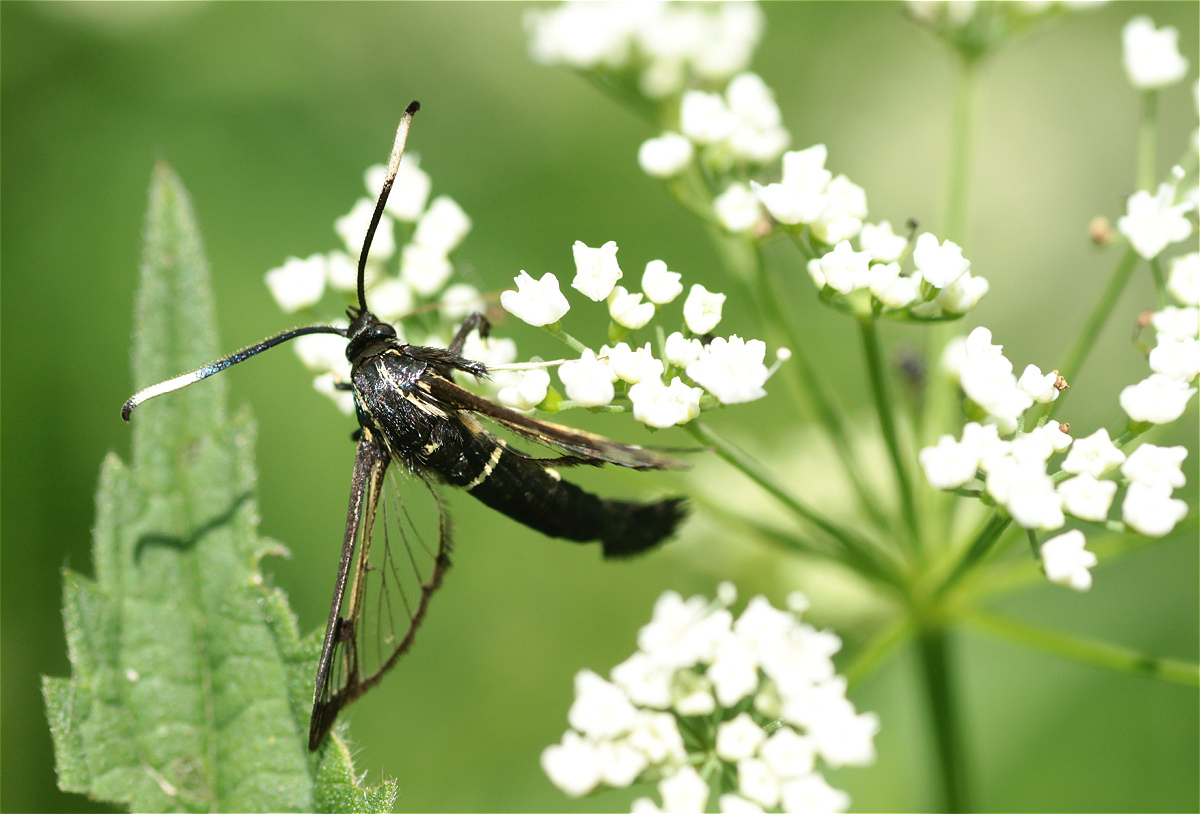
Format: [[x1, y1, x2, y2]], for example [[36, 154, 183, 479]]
[[122, 102, 689, 751]]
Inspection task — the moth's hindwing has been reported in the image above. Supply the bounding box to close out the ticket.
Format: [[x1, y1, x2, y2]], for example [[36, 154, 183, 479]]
[[309, 429, 453, 751]]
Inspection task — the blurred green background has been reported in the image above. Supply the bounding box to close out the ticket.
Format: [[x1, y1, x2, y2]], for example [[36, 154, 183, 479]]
[[3, 2, 1197, 812]]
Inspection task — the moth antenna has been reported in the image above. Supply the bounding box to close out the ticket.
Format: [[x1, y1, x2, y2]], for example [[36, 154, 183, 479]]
[[356, 100, 421, 312], [122, 324, 347, 421]]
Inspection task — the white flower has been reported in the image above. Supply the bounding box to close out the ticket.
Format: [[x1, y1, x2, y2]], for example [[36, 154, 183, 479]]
[[817, 240, 872, 295], [681, 89, 738, 145], [665, 331, 704, 367], [716, 713, 767, 762], [631, 797, 663, 814], [1151, 306, 1200, 340], [265, 254, 327, 313], [932, 270, 989, 314], [1123, 482, 1189, 536], [683, 284, 727, 334], [368, 278, 414, 321], [1149, 334, 1200, 381], [912, 232, 970, 288], [638, 591, 728, 669], [629, 377, 702, 428], [460, 332, 517, 370], [325, 250, 359, 292], [737, 759, 781, 808], [365, 154, 431, 223], [313, 373, 356, 416], [524, 2, 632, 69], [572, 240, 623, 301], [642, 260, 685, 305], [1005, 473, 1066, 531], [1121, 444, 1188, 490], [1119, 373, 1197, 424], [809, 175, 867, 245], [810, 708, 880, 768], [1167, 252, 1200, 305], [659, 765, 710, 814], [595, 739, 648, 788], [1117, 177, 1195, 260], [715, 183, 763, 233], [1057, 474, 1118, 522], [1061, 428, 1126, 477], [752, 144, 832, 225], [607, 342, 665, 384], [919, 434, 980, 490], [440, 283, 486, 321], [413, 195, 471, 254], [627, 710, 686, 763], [540, 730, 602, 798], [1040, 530, 1097, 592], [860, 220, 908, 263], [1017, 364, 1060, 403], [707, 633, 760, 707], [954, 330, 1032, 433], [869, 263, 920, 310], [1031, 421, 1074, 455], [726, 72, 782, 130], [399, 242, 454, 296], [609, 286, 657, 330], [638, 132, 694, 178], [759, 727, 816, 779], [687, 335, 770, 404], [1122, 16, 1189, 90], [719, 794, 765, 814], [335, 198, 396, 263], [779, 774, 851, 814], [612, 653, 673, 710], [501, 271, 571, 327], [568, 669, 638, 740], [559, 349, 616, 407], [497, 367, 550, 411], [293, 331, 350, 376]]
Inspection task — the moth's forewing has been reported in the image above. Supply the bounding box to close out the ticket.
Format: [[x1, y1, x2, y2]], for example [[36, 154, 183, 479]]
[[423, 375, 688, 471], [309, 430, 453, 751]]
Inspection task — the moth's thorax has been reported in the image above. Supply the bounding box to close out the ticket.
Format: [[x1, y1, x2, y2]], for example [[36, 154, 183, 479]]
[[352, 349, 453, 468]]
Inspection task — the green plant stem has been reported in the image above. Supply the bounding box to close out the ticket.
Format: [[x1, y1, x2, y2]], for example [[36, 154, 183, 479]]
[[684, 420, 896, 583], [917, 624, 970, 813], [858, 315, 920, 544], [964, 609, 1200, 686], [944, 55, 980, 245], [937, 509, 1013, 600], [1137, 91, 1158, 192], [844, 615, 912, 689], [729, 232, 902, 535], [1049, 247, 1139, 418]]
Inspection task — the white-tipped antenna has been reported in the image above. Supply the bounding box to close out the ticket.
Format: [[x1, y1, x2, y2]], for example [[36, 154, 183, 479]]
[[356, 100, 420, 311]]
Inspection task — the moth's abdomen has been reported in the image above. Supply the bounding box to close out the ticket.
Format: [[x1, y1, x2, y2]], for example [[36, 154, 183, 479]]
[[444, 432, 685, 558]]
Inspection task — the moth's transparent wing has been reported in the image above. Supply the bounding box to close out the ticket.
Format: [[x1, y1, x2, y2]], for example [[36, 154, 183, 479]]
[[308, 431, 453, 751]]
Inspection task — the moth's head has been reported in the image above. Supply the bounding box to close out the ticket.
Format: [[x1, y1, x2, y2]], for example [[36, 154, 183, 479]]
[[345, 307, 400, 365]]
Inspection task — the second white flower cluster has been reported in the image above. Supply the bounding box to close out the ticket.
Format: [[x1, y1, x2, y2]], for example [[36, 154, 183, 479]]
[[541, 586, 878, 814], [500, 240, 785, 428]]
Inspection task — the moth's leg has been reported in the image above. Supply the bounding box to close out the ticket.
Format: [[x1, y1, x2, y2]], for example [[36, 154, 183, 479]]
[[447, 312, 492, 355]]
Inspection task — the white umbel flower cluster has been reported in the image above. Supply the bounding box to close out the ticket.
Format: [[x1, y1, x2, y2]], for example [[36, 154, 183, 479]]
[[526, 2, 764, 94], [807, 228, 989, 322], [1116, 167, 1195, 261], [922, 325, 1194, 589], [1120, 264, 1199, 426], [1121, 15, 1190, 91], [541, 586, 877, 813], [264, 152, 484, 414], [502, 240, 782, 422]]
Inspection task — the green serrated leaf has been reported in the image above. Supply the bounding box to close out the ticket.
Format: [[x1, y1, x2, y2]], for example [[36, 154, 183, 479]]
[[43, 163, 394, 813]]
